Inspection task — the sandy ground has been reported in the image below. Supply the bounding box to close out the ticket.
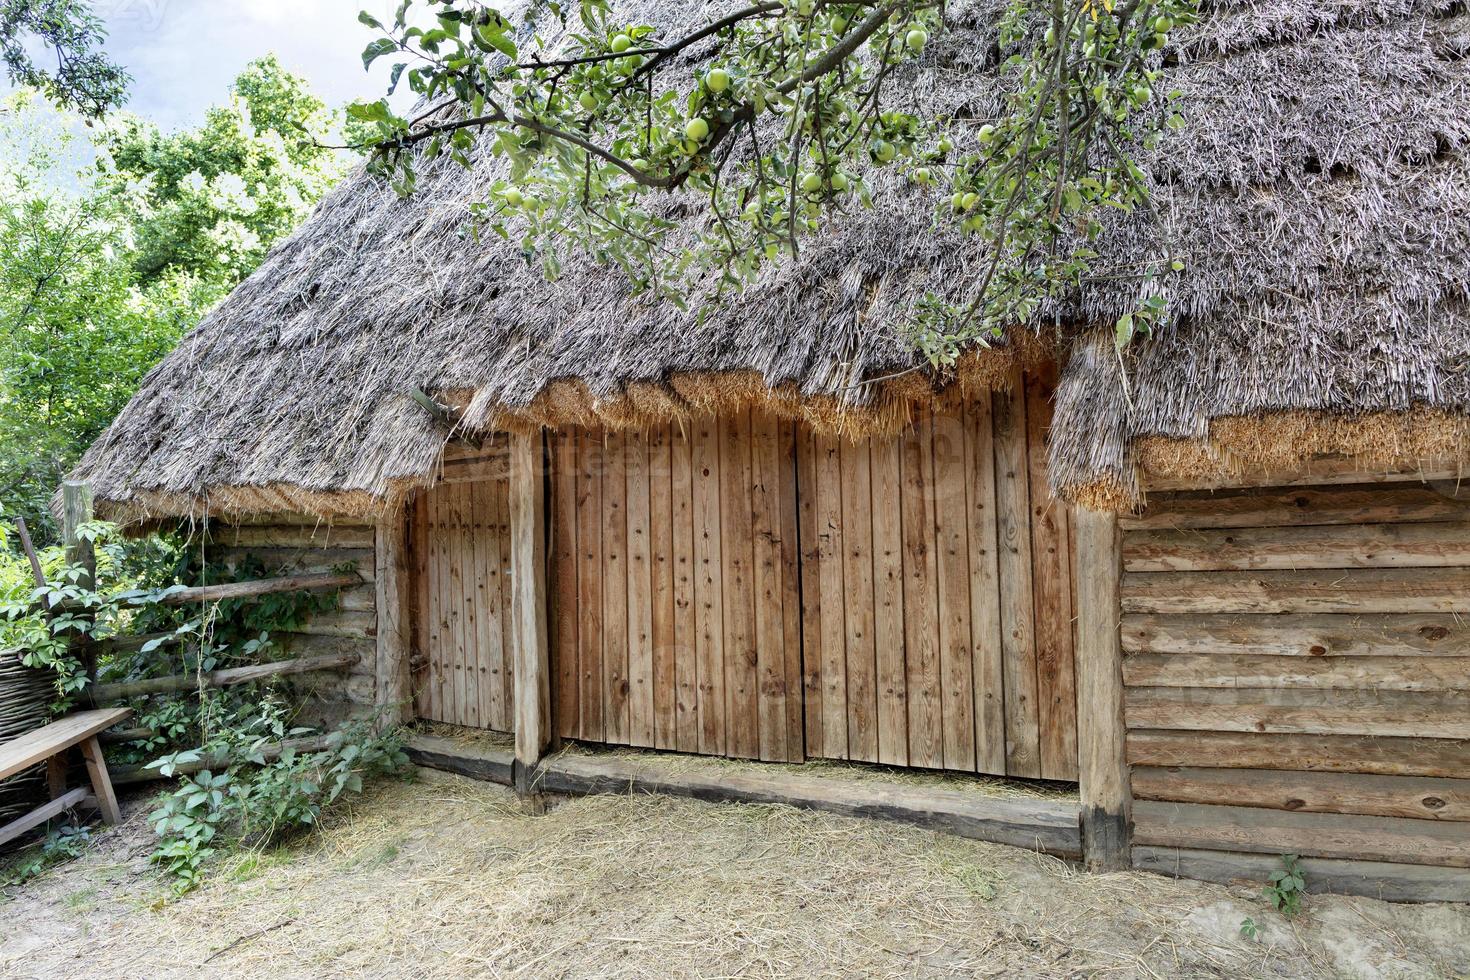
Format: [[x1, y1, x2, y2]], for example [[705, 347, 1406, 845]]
[[1, 767, 1468, 979]]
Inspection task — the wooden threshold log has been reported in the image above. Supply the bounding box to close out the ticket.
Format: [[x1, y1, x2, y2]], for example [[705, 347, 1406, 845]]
[[532, 750, 1083, 858], [111, 735, 336, 786], [406, 734, 514, 785], [88, 652, 358, 703]]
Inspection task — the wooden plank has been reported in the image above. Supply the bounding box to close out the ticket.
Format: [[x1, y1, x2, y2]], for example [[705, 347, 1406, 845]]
[[932, 408, 976, 772], [720, 410, 760, 760], [452, 482, 475, 726], [533, 751, 1082, 859], [551, 431, 581, 740], [776, 418, 805, 763], [1132, 847, 1470, 903], [1023, 374, 1076, 782], [481, 480, 509, 731], [840, 435, 880, 764], [900, 408, 943, 769], [1126, 686, 1470, 739], [1134, 800, 1470, 868], [1124, 521, 1470, 572], [1121, 568, 1470, 614], [964, 396, 1006, 776], [411, 493, 430, 720], [691, 416, 726, 757], [993, 381, 1040, 778], [1122, 612, 1470, 658], [624, 429, 656, 748], [375, 515, 412, 728], [1074, 508, 1130, 871], [1124, 483, 1470, 531], [0, 708, 132, 780], [812, 433, 848, 761], [0, 787, 93, 848], [1141, 459, 1466, 493], [1127, 730, 1470, 778], [670, 423, 700, 754], [796, 428, 826, 757], [1131, 767, 1470, 822], [215, 525, 377, 549], [460, 481, 485, 728], [751, 412, 791, 762], [1123, 653, 1470, 691], [426, 486, 445, 722], [869, 432, 908, 767], [498, 478, 517, 726], [575, 430, 605, 742], [602, 430, 631, 745], [649, 423, 678, 750], [509, 430, 551, 783]]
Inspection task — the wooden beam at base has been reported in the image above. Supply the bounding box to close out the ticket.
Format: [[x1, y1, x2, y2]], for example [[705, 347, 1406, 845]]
[[1133, 846, 1470, 904], [510, 430, 551, 792], [533, 751, 1081, 858], [403, 735, 1080, 858], [407, 734, 514, 785], [1073, 508, 1130, 871]]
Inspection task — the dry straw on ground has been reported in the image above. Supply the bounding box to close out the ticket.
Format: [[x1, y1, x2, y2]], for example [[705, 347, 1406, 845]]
[[3, 767, 1467, 979]]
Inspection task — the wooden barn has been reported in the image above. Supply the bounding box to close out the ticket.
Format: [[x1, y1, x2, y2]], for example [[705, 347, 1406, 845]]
[[70, 0, 1470, 901]]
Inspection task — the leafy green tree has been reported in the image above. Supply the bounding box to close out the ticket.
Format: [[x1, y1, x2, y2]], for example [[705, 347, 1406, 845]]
[[0, 0, 128, 117], [0, 60, 348, 540], [99, 55, 347, 303], [353, 0, 1194, 363]]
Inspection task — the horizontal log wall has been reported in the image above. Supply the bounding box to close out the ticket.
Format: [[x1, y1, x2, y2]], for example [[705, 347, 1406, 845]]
[[207, 517, 378, 721], [1121, 479, 1470, 899]]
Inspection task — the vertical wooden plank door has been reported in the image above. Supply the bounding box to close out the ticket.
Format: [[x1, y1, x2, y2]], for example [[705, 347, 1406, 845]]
[[797, 373, 1080, 780], [411, 462, 516, 732], [548, 411, 805, 762]]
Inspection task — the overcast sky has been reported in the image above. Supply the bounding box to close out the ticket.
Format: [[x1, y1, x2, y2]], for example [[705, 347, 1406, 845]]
[[98, 0, 414, 130]]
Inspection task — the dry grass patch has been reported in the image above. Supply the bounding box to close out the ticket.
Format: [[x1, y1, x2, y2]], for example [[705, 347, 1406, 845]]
[[1, 768, 1466, 979]]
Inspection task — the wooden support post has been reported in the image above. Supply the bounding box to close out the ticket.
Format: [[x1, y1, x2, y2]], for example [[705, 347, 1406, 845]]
[[62, 481, 97, 681], [1074, 507, 1131, 871], [510, 430, 551, 795], [375, 510, 413, 729], [78, 735, 121, 825]]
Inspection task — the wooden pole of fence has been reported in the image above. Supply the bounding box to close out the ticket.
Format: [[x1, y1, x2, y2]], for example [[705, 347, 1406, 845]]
[[1074, 507, 1132, 871], [13, 516, 45, 588], [510, 430, 550, 795], [61, 481, 97, 682]]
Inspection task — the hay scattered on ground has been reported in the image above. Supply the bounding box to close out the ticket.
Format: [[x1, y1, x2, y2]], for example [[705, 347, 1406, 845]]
[[3, 768, 1467, 979]]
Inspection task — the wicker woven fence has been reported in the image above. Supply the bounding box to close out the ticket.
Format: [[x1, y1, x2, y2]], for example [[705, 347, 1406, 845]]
[[0, 649, 53, 825]]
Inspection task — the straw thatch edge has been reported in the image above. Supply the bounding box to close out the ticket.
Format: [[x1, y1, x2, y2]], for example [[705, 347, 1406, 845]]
[[1067, 405, 1470, 512]]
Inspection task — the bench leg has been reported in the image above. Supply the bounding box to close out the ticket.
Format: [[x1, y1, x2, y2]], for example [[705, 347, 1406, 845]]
[[79, 735, 121, 825], [47, 752, 69, 799]]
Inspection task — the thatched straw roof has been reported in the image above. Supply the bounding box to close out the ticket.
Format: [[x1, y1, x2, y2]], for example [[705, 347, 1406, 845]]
[[72, 0, 1470, 519]]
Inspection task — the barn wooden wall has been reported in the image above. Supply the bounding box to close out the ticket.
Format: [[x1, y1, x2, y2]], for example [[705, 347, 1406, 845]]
[[209, 516, 378, 723], [410, 441, 516, 731], [797, 376, 1077, 780], [548, 411, 805, 761], [1121, 480, 1470, 884]]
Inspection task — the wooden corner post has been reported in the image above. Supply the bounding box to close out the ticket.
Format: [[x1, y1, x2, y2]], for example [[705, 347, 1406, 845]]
[[510, 430, 551, 795], [375, 506, 413, 729], [1074, 507, 1131, 871], [62, 481, 97, 681]]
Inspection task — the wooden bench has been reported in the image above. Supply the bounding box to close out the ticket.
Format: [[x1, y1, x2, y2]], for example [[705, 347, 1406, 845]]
[[0, 706, 131, 848]]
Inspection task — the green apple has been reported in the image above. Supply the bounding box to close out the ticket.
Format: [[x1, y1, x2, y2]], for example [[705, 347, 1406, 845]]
[[800, 171, 823, 193], [705, 68, 731, 93], [829, 172, 850, 193], [961, 191, 979, 210], [578, 91, 599, 112], [502, 187, 524, 207], [873, 139, 896, 163], [905, 28, 928, 51], [610, 33, 632, 52], [978, 124, 996, 144]]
